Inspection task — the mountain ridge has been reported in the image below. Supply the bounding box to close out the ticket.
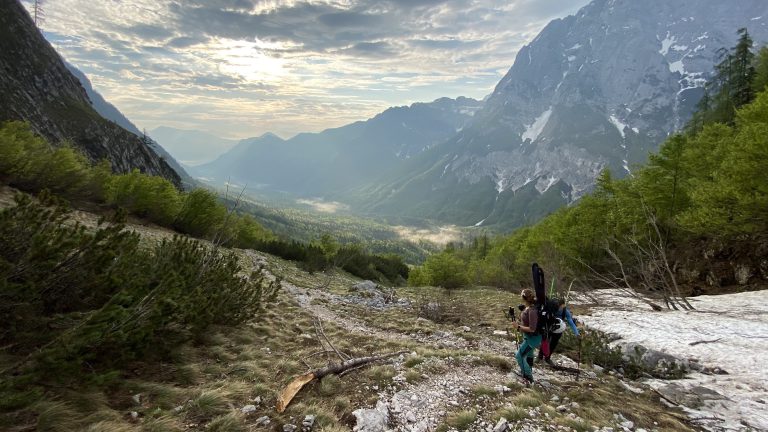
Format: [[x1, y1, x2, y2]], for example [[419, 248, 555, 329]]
[[0, 0, 181, 187]]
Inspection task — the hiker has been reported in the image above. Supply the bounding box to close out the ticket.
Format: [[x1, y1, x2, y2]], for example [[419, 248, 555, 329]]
[[538, 298, 579, 364], [511, 288, 542, 383]]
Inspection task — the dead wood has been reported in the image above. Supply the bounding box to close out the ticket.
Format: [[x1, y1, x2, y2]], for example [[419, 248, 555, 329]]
[[688, 338, 722, 346], [276, 350, 408, 413]]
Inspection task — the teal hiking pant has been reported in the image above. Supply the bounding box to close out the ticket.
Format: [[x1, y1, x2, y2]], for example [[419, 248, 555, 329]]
[[515, 333, 542, 380]]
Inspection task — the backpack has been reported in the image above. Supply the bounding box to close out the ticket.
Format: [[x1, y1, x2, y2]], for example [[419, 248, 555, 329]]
[[534, 299, 560, 335], [531, 263, 559, 335]]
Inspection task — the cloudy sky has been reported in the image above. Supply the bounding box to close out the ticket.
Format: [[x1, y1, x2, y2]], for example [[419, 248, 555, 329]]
[[28, 0, 590, 139]]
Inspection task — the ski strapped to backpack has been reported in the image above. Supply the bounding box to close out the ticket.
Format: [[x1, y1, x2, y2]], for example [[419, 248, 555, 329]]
[[530, 263, 561, 335]]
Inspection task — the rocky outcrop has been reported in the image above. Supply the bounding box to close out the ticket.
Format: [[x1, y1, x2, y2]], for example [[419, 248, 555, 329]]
[[0, 0, 181, 187]]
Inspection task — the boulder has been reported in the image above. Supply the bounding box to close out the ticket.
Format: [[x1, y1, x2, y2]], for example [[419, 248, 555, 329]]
[[353, 400, 389, 432]]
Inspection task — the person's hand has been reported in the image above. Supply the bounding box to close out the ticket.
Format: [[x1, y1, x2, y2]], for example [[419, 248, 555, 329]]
[[511, 322, 519, 330]]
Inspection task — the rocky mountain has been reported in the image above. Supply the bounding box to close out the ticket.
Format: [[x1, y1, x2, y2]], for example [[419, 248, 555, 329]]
[[65, 65, 192, 185], [150, 126, 240, 167], [0, 0, 181, 187], [190, 96, 482, 196], [354, 0, 768, 230]]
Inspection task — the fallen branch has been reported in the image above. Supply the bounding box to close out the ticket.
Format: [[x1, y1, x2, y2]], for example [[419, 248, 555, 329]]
[[276, 350, 407, 413], [688, 338, 722, 346]]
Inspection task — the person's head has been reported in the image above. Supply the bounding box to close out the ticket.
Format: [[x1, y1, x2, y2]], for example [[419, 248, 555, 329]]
[[520, 288, 535, 306]]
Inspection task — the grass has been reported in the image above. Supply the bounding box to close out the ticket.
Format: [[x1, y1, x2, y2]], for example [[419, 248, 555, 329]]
[[404, 355, 424, 368], [494, 406, 528, 422], [472, 353, 513, 372], [445, 409, 477, 430], [405, 370, 423, 383], [511, 390, 544, 408], [471, 385, 498, 397], [206, 412, 246, 432]]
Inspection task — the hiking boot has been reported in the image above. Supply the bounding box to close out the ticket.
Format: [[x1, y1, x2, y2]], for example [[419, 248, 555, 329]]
[[544, 357, 554, 366]]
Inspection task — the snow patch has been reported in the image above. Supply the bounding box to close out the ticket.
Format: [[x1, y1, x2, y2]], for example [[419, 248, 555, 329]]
[[631, 127, 639, 134], [567, 43, 582, 50], [671, 44, 688, 51], [474, 218, 486, 227], [535, 176, 559, 194], [693, 32, 709, 42], [440, 163, 450, 178], [622, 159, 631, 174], [522, 107, 552, 142], [579, 290, 768, 432], [752, 16, 762, 21], [609, 115, 628, 139], [567, 55, 577, 62], [669, 60, 685, 74], [658, 32, 676, 56]]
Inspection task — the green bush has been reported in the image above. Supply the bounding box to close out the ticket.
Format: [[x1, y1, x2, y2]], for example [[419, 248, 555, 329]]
[[174, 188, 227, 238], [103, 169, 182, 226], [0, 121, 92, 196], [0, 193, 279, 382]]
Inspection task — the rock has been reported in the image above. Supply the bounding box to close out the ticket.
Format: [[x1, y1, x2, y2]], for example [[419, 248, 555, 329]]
[[461, 326, 471, 332], [584, 371, 598, 380], [494, 385, 510, 394], [241, 404, 257, 414], [493, 417, 509, 432], [253, 396, 262, 404], [592, 364, 604, 373], [550, 395, 560, 402], [557, 405, 569, 412], [353, 400, 389, 432], [132, 394, 142, 405], [620, 420, 634, 430], [570, 402, 580, 409], [303, 415, 316, 431], [283, 424, 298, 432], [405, 411, 417, 423], [492, 330, 508, 336], [351, 280, 378, 292], [734, 264, 752, 285], [130, 411, 139, 420], [255, 416, 271, 426]]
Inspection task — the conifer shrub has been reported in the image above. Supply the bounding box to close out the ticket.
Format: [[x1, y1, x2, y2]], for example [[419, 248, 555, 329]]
[[174, 188, 227, 238], [103, 169, 182, 226], [0, 192, 279, 385], [0, 121, 92, 196]]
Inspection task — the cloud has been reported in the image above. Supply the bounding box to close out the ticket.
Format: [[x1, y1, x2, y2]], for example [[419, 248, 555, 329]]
[[26, 0, 591, 139]]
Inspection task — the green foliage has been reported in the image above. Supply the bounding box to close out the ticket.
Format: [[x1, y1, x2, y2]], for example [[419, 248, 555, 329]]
[[410, 250, 469, 288], [103, 169, 182, 226], [0, 121, 92, 196], [0, 193, 279, 384], [174, 188, 227, 238]]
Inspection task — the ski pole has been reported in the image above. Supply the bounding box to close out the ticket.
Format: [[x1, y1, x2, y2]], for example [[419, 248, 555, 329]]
[[576, 333, 582, 381]]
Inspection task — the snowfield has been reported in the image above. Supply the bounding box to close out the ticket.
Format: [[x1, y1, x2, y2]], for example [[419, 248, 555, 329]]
[[576, 290, 768, 431]]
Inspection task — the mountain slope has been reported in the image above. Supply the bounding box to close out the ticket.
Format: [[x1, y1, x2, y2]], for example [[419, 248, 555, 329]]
[[0, 0, 181, 187], [65, 64, 193, 185], [357, 0, 768, 229], [190, 97, 482, 197]]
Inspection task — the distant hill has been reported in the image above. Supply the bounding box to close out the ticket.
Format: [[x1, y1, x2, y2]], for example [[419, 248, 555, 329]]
[[190, 96, 483, 197], [0, 0, 181, 186]]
